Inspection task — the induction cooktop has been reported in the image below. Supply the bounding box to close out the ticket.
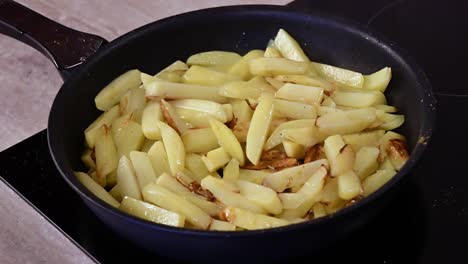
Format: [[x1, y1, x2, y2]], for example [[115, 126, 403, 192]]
[[1, 0, 467, 263]]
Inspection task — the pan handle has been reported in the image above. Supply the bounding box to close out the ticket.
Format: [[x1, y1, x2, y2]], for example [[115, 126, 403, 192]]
[[0, 0, 108, 79]]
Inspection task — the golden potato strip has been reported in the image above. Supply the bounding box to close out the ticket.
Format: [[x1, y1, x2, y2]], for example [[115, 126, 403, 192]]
[[158, 121, 185, 175], [274, 99, 316, 120], [221, 207, 288, 230], [129, 151, 158, 190], [229, 50, 264, 80], [141, 101, 163, 140], [209, 119, 245, 165], [84, 105, 119, 148], [95, 69, 141, 111], [75, 172, 120, 208], [183, 65, 240, 86], [187, 51, 242, 67], [275, 83, 324, 105], [145, 81, 228, 103], [237, 180, 282, 214], [363, 67, 392, 92], [317, 108, 377, 135], [111, 114, 145, 158], [147, 141, 171, 177], [312, 62, 364, 88], [182, 128, 219, 153], [120, 196, 185, 227], [265, 119, 315, 150], [250, 57, 308, 76], [274, 28, 310, 62], [95, 125, 118, 186], [116, 156, 142, 200]]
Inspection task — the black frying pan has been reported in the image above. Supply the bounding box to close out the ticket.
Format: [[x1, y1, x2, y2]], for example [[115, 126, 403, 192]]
[[0, 1, 436, 263]]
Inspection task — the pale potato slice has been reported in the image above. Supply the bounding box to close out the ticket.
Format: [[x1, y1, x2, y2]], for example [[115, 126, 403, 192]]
[[209, 219, 236, 231], [222, 104, 233, 121], [81, 148, 95, 170], [363, 67, 392, 92], [209, 119, 245, 165], [319, 177, 340, 204], [187, 51, 242, 67], [265, 119, 316, 150], [373, 104, 397, 113], [380, 131, 409, 170], [84, 105, 119, 148], [278, 166, 327, 209], [116, 156, 142, 200], [312, 62, 364, 88], [75, 172, 120, 208], [337, 171, 363, 200], [230, 99, 253, 122], [141, 101, 164, 140], [264, 46, 282, 58], [223, 159, 240, 182], [281, 127, 323, 147], [119, 88, 146, 122], [182, 128, 219, 153], [248, 76, 277, 93], [141, 72, 159, 86], [316, 105, 341, 116], [322, 96, 337, 107], [343, 130, 385, 151], [201, 176, 265, 214], [274, 99, 316, 120], [174, 108, 219, 128], [145, 81, 228, 103], [143, 183, 212, 229], [130, 151, 158, 190], [276, 195, 316, 220], [282, 140, 305, 159], [246, 93, 275, 165], [201, 147, 231, 172], [238, 169, 271, 184], [221, 207, 288, 230], [111, 114, 145, 158], [264, 77, 285, 89], [183, 65, 240, 86], [158, 60, 189, 73], [219, 81, 261, 100], [354, 146, 380, 180], [237, 180, 282, 214], [95, 125, 118, 186], [185, 153, 211, 182], [275, 83, 324, 105], [147, 141, 171, 177], [274, 28, 310, 62], [324, 135, 355, 177], [160, 99, 192, 134], [106, 171, 117, 188], [141, 139, 155, 153], [109, 184, 121, 202], [317, 108, 377, 135], [263, 159, 328, 192], [379, 158, 395, 170], [274, 75, 330, 90], [312, 203, 326, 219], [156, 71, 183, 83], [95, 69, 141, 111], [158, 121, 185, 175], [120, 196, 185, 227], [172, 99, 228, 122], [331, 90, 386, 108], [362, 169, 397, 196], [229, 50, 264, 80], [249, 57, 308, 76], [377, 113, 405, 131], [156, 173, 221, 216]]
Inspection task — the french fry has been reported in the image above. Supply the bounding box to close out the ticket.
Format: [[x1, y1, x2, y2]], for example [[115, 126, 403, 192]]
[[201, 147, 231, 172], [263, 159, 328, 192], [221, 207, 288, 230], [264, 77, 285, 89], [275, 83, 324, 105], [95, 69, 141, 111], [156, 173, 221, 216], [363, 67, 392, 92], [143, 183, 212, 229], [379, 131, 409, 170], [209, 219, 236, 231], [223, 159, 240, 182], [119, 88, 146, 122], [229, 99, 253, 122], [316, 105, 341, 116], [229, 50, 264, 80], [246, 93, 275, 165], [238, 169, 271, 184], [187, 51, 242, 67], [129, 151, 158, 190], [377, 113, 405, 131], [209, 119, 245, 165], [250, 57, 308, 76], [342, 130, 385, 151], [182, 128, 219, 153], [160, 99, 192, 134], [109, 184, 121, 202], [84, 105, 119, 148], [274, 29, 310, 62], [158, 121, 185, 175], [145, 81, 228, 103], [201, 176, 265, 214], [265, 119, 315, 150], [185, 153, 211, 182], [317, 108, 377, 135], [95, 125, 118, 186], [373, 104, 397, 113], [183, 65, 240, 86], [111, 114, 145, 158], [312, 203, 326, 219], [140, 139, 155, 153], [274, 99, 316, 120], [331, 90, 386, 108], [147, 141, 171, 177], [312, 62, 364, 88], [354, 146, 380, 180], [237, 180, 282, 214], [362, 169, 397, 196], [282, 140, 305, 159], [81, 148, 95, 170], [274, 75, 330, 90], [75, 172, 120, 208], [324, 135, 355, 177], [337, 171, 363, 200], [281, 127, 323, 148], [120, 196, 185, 227], [264, 46, 282, 58], [141, 101, 163, 140], [116, 156, 142, 200], [219, 81, 261, 100]]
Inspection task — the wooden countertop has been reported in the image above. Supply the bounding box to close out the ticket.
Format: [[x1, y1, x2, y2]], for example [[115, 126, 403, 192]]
[[0, 0, 289, 263]]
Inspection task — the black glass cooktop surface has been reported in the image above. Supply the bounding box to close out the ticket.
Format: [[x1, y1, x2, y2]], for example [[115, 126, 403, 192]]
[[1, 0, 467, 263]]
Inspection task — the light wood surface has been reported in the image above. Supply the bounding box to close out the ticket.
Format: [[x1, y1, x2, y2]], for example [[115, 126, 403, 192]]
[[0, 1, 289, 263]]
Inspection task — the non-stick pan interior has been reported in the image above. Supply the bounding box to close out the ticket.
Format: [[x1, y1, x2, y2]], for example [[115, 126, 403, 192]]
[[48, 4, 434, 235]]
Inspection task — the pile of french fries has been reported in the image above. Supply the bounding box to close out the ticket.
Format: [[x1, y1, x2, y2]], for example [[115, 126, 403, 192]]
[[76, 29, 409, 231]]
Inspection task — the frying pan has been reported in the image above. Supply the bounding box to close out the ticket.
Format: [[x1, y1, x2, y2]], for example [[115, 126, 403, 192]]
[[0, 0, 435, 262]]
